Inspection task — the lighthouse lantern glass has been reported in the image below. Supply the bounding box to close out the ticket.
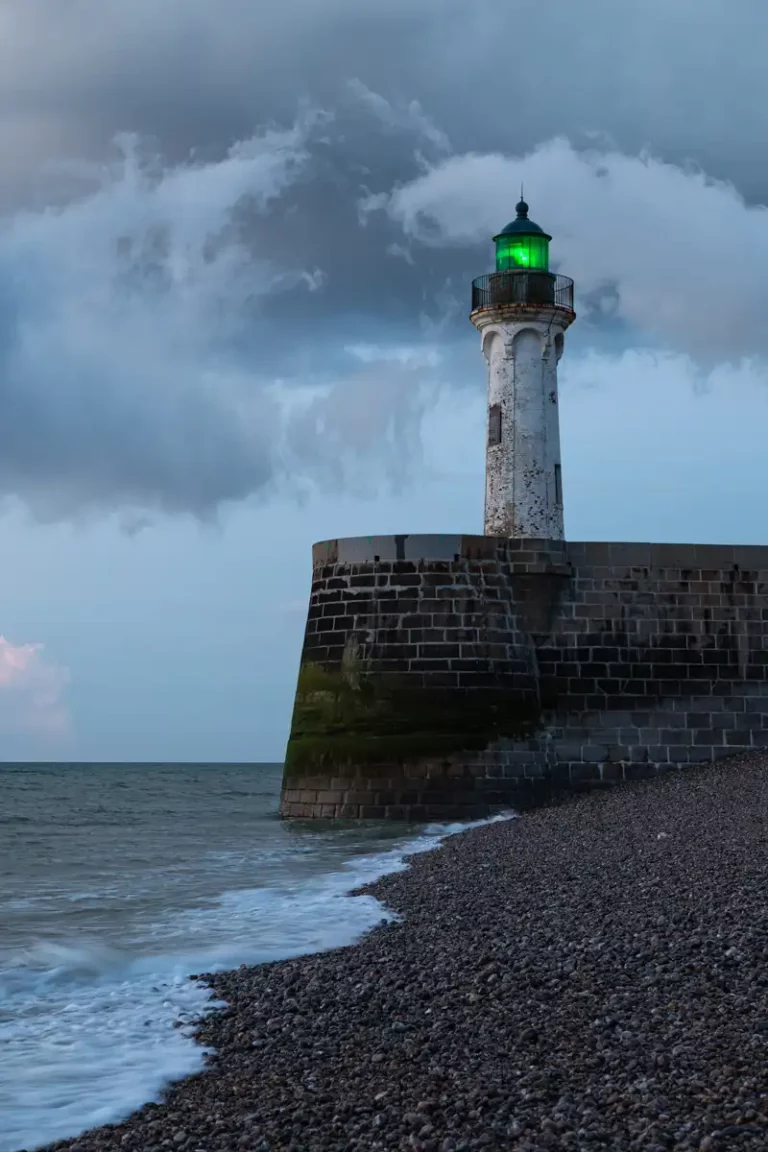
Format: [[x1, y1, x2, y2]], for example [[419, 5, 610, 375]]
[[495, 233, 549, 272]]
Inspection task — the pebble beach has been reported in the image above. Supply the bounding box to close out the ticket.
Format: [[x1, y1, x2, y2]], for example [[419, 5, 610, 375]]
[[38, 756, 768, 1152]]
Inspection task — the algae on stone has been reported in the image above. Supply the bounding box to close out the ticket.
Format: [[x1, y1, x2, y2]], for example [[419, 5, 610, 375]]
[[284, 657, 541, 778]]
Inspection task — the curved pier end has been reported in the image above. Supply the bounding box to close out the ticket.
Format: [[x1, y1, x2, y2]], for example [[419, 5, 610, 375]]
[[281, 536, 768, 820]]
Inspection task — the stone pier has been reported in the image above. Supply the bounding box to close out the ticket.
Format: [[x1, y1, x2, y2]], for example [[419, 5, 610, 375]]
[[280, 535, 768, 819]]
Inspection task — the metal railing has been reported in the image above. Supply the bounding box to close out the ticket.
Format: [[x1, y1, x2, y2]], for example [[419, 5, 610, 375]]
[[471, 271, 574, 312]]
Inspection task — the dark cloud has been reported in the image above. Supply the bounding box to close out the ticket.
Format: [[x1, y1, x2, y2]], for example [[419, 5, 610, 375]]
[[0, 102, 451, 520], [0, 0, 765, 521], [2, 0, 765, 194]]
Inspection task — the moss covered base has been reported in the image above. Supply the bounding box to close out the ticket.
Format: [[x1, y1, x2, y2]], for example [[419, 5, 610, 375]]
[[280, 658, 548, 819], [285, 664, 541, 772]]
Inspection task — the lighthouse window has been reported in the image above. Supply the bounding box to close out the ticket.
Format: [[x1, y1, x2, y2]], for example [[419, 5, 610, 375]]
[[488, 404, 502, 446], [495, 234, 549, 272], [555, 464, 563, 504]]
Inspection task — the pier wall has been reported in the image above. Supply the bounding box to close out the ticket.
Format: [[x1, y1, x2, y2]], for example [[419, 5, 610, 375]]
[[280, 536, 768, 819]]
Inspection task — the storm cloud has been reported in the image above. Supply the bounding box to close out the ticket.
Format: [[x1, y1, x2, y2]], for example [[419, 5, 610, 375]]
[[2, 0, 764, 194], [0, 0, 765, 521], [0, 97, 447, 519]]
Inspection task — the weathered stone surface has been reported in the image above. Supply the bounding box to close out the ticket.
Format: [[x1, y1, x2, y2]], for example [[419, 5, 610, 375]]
[[281, 535, 768, 818]]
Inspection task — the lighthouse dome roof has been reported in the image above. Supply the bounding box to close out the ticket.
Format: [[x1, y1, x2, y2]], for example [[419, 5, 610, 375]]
[[494, 198, 551, 240]]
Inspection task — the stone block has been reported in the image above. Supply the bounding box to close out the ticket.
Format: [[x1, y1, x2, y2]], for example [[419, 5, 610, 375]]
[[618, 728, 641, 745], [329, 778, 359, 797], [364, 777, 397, 791], [628, 746, 650, 762], [427, 762, 454, 779], [322, 602, 347, 617], [724, 730, 754, 746], [467, 763, 490, 778], [317, 589, 343, 604], [553, 741, 584, 761], [502, 750, 538, 765], [595, 711, 634, 728], [384, 805, 411, 819], [570, 763, 601, 783], [282, 802, 318, 818], [384, 789, 419, 806], [655, 712, 687, 729], [687, 747, 715, 764], [624, 763, 657, 781], [732, 546, 768, 567], [599, 763, 624, 781], [692, 544, 739, 567], [591, 728, 620, 744], [581, 744, 609, 762], [711, 713, 737, 731], [580, 543, 613, 565], [661, 729, 693, 745], [312, 539, 339, 565], [667, 745, 693, 763], [610, 543, 653, 566], [637, 728, 660, 744], [400, 762, 430, 779], [411, 658, 450, 672], [549, 763, 573, 787], [445, 762, 471, 778]]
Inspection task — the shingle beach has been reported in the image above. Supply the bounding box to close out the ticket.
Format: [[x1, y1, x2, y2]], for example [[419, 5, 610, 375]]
[[40, 756, 768, 1152]]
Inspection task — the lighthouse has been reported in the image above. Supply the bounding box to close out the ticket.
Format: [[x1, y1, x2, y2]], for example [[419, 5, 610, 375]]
[[470, 198, 575, 539]]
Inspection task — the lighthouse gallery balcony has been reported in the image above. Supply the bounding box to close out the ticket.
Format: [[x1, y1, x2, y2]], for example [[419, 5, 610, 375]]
[[471, 270, 574, 313]]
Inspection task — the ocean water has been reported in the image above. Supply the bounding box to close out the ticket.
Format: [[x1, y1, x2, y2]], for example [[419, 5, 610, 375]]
[[0, 763, 507, 1152]]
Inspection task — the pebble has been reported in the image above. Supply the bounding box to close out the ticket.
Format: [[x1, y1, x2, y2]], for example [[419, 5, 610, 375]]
[[36, 753, 768, 1151]]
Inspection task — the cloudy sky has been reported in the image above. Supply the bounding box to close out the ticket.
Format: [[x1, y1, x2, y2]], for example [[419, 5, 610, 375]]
[[0, 0, 766, 761]]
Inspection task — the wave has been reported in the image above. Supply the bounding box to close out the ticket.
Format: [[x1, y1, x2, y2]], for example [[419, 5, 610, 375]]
[[0, 810, 515, 1152]]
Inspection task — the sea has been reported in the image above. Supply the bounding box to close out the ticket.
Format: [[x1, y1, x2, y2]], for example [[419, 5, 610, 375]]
[[0, 763, 506, 1152]]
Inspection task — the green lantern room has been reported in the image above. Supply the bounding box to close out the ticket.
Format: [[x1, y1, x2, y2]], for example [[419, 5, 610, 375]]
[[493, 199, 551, 271]]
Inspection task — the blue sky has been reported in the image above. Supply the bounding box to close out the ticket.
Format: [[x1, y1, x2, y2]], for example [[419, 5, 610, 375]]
[[0, 0, 766, 761]]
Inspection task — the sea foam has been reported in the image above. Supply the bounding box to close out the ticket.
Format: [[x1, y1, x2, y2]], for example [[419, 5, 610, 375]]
[[0, 812, 513, 1152]]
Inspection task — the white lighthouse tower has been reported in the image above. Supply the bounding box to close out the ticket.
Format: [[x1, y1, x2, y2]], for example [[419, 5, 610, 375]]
[[470, 198, 575, 539]]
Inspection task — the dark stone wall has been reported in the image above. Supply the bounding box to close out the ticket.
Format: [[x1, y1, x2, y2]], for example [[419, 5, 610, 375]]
[[280, 535, 768, 820]]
